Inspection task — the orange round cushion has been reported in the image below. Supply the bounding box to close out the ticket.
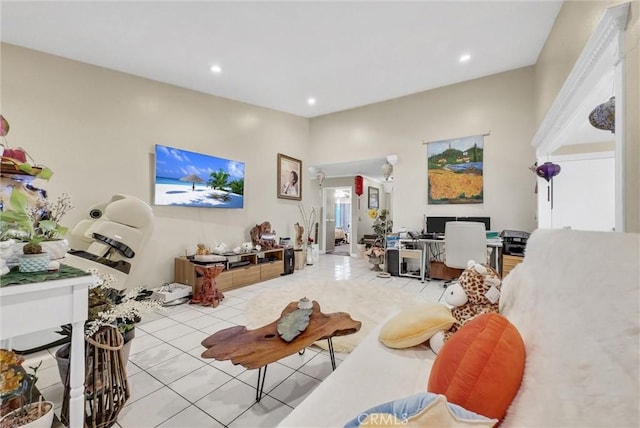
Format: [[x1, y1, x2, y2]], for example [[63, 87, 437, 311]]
[[427, 313, 525, 420]]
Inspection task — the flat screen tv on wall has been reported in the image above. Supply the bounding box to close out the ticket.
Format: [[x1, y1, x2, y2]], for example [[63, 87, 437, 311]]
[[154, 144, 245, 208]]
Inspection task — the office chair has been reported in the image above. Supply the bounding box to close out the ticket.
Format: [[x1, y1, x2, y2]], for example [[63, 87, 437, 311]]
[[444, 221, 487, 283]]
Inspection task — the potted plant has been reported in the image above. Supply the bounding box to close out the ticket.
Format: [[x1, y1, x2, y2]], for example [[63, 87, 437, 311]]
[[365, 209, 393, 270], [0, 190, 73, 272], [55, 269, 163, 384], [0, 350, 53, 428], [0, 114, 71, 270]]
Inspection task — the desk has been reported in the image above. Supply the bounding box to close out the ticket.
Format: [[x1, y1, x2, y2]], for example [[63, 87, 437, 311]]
[[398, 238, 502, 282], [0, 276, 93, 428]]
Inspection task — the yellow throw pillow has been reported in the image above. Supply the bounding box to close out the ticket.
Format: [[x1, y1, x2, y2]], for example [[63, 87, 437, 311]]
[[379, 303, 456, 349]]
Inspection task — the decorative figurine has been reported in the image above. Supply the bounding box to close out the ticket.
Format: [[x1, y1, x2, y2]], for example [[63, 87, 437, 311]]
[[189, 264, 225, 307]]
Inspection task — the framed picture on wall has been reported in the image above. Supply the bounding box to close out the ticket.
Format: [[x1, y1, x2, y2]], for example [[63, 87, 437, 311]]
[[277, 153, 302, 200], [368, 186, 379, 209]]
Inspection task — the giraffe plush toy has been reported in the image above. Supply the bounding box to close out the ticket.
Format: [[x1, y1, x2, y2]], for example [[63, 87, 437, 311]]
[[429, 260, 502, 354]]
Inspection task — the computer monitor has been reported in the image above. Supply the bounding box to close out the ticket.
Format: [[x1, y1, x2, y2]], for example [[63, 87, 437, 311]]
[[426, 216, 457, 234], [457, 216, 491, 230]]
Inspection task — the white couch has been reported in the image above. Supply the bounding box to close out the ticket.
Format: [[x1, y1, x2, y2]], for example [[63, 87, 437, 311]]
[[279, 229, 640, 427]]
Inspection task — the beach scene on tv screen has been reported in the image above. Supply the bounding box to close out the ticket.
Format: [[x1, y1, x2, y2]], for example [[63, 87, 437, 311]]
[[154, 144, 245, 208]]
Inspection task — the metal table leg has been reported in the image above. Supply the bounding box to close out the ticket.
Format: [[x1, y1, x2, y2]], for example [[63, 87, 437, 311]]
[[327, 337, 337, 370], [255, 365, 268, 402]]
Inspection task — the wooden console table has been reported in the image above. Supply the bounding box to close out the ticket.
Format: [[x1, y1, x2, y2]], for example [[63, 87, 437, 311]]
[[175, 248, 284, 294], [0, 275, 94, 428]]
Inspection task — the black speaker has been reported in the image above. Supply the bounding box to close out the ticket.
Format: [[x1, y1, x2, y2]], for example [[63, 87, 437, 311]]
[[282, 248, 295, 275], [386, 249, 399, 276]]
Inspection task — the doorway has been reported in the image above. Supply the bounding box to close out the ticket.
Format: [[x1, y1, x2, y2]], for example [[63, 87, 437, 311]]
[[324, 187, 352, 256], [537, 152, 615, 231]]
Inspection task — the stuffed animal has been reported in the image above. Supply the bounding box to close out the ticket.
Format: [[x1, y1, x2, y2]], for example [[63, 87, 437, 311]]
[[250, 224, 261, 247], [0, 239, 15, 276], [250, 221, 277, 249], [195, 243, 210, 255], [430, 260, 502, 354], [212, 242, 228, 255]]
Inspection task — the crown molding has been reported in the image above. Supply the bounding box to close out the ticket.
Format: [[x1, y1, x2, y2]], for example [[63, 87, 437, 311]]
[[532, 2, 630, 154]]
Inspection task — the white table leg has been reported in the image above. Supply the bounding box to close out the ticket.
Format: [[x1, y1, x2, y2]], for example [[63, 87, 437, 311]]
[[69, 320, 85, 428]]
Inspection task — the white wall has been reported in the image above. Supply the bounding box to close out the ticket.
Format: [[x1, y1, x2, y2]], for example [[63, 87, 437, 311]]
[[1, 43, 310, 289], [537, 153, 615, 231], [7, 22, 615, 289], [309, 67, 538, 234]]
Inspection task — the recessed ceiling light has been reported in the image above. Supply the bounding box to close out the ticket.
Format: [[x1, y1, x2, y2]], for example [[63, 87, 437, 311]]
[[459, 54, 471, 63], [307, 97, 316, 106], [210, 65, 222, 73]]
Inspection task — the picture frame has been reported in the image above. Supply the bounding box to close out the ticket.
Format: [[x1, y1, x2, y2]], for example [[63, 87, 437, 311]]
[[368, 186, 379, 209], [277, 153, 302, 200]]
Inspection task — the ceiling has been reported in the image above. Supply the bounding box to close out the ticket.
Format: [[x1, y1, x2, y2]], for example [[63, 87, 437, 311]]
[[1, 1, 563, 119], [1, 1, 566, 182]]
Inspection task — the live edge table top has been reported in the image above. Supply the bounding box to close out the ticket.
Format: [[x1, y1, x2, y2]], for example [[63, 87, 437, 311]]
[[200, 301, 361, 369]]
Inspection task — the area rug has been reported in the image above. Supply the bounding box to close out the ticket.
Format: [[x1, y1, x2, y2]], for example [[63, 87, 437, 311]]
[[245, 280, 416, 353]]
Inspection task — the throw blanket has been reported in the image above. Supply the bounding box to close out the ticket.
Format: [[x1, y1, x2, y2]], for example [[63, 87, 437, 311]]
[[500, 229, 639, 427]]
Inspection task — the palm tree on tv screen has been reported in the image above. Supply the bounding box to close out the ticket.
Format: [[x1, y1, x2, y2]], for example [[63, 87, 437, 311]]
[[208, 170, 230, 190]]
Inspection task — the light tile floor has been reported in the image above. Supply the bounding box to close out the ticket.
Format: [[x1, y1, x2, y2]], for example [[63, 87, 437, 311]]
[[24, 254, 447, 427]]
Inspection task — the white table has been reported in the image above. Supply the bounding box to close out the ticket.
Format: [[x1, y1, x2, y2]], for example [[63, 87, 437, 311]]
[[0, 275, 93, 428]]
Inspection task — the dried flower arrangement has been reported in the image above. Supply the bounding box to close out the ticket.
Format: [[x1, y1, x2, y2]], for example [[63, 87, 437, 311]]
[[298, 205, 317, 246], [58, 269, 163, 339], [0, 350, 50, 428]]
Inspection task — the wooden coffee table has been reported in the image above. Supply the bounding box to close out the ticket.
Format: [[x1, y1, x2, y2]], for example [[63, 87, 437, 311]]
[[201, 300, 361, 401]]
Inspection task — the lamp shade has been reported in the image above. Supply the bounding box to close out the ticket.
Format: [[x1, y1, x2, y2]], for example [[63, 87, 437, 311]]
[[588, 96, 615, 133], [535, 162, 561, 182], [381, 162, 393, 180]]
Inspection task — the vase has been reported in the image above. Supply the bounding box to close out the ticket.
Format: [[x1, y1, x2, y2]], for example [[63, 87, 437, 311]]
[[18, 253, 50, 273], [294, 249, 305, 270], [310, 244, 320, 263], [5, 239, 69, 268], [306, 247, 314, 265], [40, 239, 69, 260], [368, 255, 384, 271], [0, 401, 54, 428]]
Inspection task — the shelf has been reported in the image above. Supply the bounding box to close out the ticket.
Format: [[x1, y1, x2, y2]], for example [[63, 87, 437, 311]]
[[399, 248, 424, 279]]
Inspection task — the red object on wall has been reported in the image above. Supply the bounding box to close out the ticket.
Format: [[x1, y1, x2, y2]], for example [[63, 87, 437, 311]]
[[355, 175, 364, 196]]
